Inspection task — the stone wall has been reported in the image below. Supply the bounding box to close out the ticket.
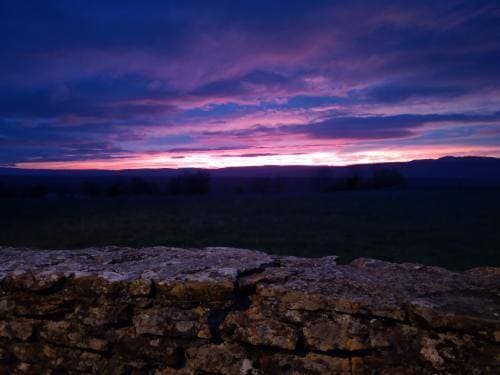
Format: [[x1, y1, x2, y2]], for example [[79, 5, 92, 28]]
[[0, 246, 498, 374]]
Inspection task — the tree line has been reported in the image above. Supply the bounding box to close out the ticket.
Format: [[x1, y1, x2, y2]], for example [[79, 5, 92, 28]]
[[313, 167, 406, 192], [0, 172, 212, 199], [0, 168, 406, 199]]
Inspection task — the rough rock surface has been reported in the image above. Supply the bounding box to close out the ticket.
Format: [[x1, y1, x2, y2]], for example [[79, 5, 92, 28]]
[[0, 246, 498, 374]]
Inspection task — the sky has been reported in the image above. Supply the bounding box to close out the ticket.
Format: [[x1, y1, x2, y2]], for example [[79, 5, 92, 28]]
[[1, 0, 500, 169]]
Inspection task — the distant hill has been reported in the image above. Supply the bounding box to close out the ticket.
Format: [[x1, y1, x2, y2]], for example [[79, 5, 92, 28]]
[[1, 156, 500, 194], [3, 156, 500, 179], [386, 156, 500, 181], [209, 156, 500, 181]]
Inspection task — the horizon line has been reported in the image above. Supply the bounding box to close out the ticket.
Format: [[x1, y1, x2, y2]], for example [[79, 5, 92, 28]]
[[2, 155, 498, 173]]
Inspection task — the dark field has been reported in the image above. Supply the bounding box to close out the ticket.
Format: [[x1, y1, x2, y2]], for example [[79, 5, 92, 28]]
[[1, 187, 499, 270]]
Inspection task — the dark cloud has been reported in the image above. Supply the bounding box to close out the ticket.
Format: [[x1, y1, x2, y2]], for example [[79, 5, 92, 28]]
[[359, 83, 468, 103], [164, 146, 243, 153], [0, 120, 132, 163], [205, 113, 500, 141], [191, 71, 295, 100], [0, 0, 499, 165], [290, 113, 500, 140], [0, 74, 178, 118]]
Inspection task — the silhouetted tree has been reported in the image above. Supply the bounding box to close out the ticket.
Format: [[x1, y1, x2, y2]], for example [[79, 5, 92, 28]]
[[370, 168, 406, 188], [81, 181, 102, 197], [0, 180, 17, 198], [234, 185, 245, 194], [312, 167, 335, 192], [169, 172, 211, 195], [105, 182, 122, 197], [345, 173, 360, 190], [130, 177, 146, 195], [29, 184, 48, 198], [312, 167, 352, 192], [250, 177, 271, 193], [335, 170, 360, 191], [128, 177, 159, 195], [273, 176, 286, 193]]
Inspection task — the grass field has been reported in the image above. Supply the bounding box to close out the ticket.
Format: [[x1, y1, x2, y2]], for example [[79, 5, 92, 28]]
[[1, 187, 499, 270]]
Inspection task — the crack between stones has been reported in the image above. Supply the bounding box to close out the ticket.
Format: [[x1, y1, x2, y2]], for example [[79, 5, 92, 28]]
[[204, 260, 381, 368], [206, 261, 279, 345]]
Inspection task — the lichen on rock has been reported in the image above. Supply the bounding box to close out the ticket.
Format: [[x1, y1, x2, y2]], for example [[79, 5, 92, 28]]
[[0, 246, 498, 374]]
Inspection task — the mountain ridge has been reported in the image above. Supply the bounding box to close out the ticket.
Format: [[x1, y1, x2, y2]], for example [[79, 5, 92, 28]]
[[1, 156, 500, 181]]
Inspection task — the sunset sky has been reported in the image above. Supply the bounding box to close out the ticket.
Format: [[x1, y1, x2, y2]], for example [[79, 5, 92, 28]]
[[1, 0, 500, 169]]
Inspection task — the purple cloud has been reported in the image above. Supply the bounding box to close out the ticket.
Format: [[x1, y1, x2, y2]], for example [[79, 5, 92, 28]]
[[1, 0, 499, 167]]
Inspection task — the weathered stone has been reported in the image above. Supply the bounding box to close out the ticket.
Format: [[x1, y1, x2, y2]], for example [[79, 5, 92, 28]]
[[222, 307, 298, 350], [303, 314, 370, 351], [133, 306, 207, 338], [419, 336, 445, 370], [110, 327, 184, 366], [260, 353, 350, 374], [0, 246, 498, 374], [0, 246, 274, 287], [0, 298, 15, 316], [128, 278, 151, 296], [11, 361, 54, 375], [350, 355, 418, 375], [0, 319, 36, 341], [185, 343, 259, 374], [76, 302, 131, 328], [39, 321, 109, 352]]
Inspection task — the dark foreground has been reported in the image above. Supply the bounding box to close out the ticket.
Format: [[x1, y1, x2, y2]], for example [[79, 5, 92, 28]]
[[1, 187, 500, 270]]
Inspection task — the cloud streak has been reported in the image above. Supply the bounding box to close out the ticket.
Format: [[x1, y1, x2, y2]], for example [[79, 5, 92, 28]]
[[1, 0, 500, 168]]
